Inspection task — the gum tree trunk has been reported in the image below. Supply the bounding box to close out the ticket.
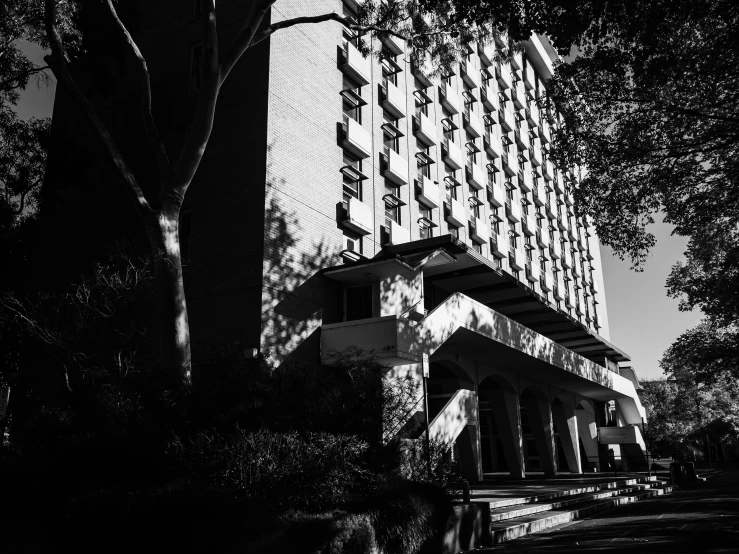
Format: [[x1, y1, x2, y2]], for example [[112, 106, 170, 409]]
[[148, 211, 191, 382]]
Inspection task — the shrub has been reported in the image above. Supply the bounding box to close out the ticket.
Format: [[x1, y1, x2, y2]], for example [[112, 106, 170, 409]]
[[168, 428, 374, 513]]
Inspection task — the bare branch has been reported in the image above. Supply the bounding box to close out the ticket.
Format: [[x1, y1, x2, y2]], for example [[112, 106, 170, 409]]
[[250, 11, 412, 49], [43, 0, 154, 219], [103, 0, 172, 190]]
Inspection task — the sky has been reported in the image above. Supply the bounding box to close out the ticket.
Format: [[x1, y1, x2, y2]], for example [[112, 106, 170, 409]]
[[601, 224, 703, 381], [13, 41, 702, 382]]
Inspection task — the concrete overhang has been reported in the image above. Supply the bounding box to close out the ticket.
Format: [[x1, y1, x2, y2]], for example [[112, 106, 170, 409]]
[[322, 248, 457, 284], [321, 291, 646, 425], [384, 236, 630, 365]]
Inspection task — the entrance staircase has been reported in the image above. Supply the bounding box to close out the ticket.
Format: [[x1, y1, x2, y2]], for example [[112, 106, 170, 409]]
[[449, 475, 675, 552]]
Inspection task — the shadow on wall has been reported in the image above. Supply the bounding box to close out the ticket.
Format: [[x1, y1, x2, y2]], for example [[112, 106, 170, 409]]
[[260, 180, 341, 367]]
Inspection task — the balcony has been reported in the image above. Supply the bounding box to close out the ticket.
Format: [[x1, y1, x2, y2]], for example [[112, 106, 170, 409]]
[[526, 258, 540, 282], [509, 247, 525, 271], [483, 134, 501, 158], [565, 292, 575, 309], [387, 220, 410, 245], [466, 163, 484, 190], [536, 230, 549, 248], [487, 182, 505, 207], [505, 199, 521, 222], [499, 108, 514, 132], [381, 81, 406, 119], [514, 128, 528, 149], [490, 233, 508, 258], [446, 197, 466, 227], [522, 211, 536, 235], [530, 145, 542, 167], [442, 141, 464, 170], [550, 240, 562, 259], [416, 176, 440, 208], [543, 160, 554, 182], [545, 200, 557, 220], [533, 180, 545, 206], [461, 59, 479, 88], [470, 216, 489, 243], [481, 85, 496, 112], [496, 64, 512, 89], [342, 196, 373, 235], [502, 150, 519, 176], [572, 259, 582, 278], [554, 174, 565, 194], [540, 271, 553, 292], [341, 118, 372, 159], [540, 123, 551, 144], [524, 63, 535, 90], [341, 42, 370, 86], [527, 102, 539, 124], [565, 189, 574, 206], [381, 34, 404, 55], [413, 112, 436, 146], [381, 149, 408, 186], [519, 169, 533, 192], [463, 112, 482, 138], [479, 44, 494, 68], [561, 251, 572, 270], [440, 83, 460, 114]]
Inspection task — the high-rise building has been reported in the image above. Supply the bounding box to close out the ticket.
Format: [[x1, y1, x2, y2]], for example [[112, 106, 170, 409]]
[[46, 0, 646, 478]]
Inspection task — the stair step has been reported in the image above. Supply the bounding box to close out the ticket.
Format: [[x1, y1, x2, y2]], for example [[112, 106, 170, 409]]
[[489, 482, 674, 545], [488, 484, 653, 522]]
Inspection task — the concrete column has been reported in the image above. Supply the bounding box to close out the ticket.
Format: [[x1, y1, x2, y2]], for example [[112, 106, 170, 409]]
[[552, 402, 582, 474], [456, 425, 482, 481], [489, 387, 525, 478], [577, 408, 600, 471], [522, 395, 557, 476]]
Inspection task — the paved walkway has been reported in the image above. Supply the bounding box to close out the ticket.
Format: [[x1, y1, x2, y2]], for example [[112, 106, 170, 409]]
[[479, 469, 739, 553]]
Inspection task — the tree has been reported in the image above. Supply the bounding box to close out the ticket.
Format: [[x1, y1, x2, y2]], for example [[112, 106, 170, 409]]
[[546, 0, 739, 320], [0, 0, 78, 224], [39, 0, 586, 383]]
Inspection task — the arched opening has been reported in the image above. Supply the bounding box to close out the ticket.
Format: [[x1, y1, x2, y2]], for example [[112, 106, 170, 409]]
[[519, 386, 556, 476], [426, 360, 479, 481]]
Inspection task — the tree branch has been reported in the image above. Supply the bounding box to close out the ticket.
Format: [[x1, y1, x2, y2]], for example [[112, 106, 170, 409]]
[[43, 0, 154, 219], [219, 0, 275, 82], [250, 10, 412, 49], [166, 0, 221, 214], [103, 0, 172, 192]]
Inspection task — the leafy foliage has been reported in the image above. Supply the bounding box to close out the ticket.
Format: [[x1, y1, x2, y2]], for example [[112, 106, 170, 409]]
[[547, 0, 739, 319], [0, 0, 79, 224]]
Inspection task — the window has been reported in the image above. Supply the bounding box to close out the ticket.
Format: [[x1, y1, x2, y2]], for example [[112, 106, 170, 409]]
[[342, 153, 363, 206], [442, 112, 457, 145], [341, 76, 364, 124], [381, 48, 399, 86], [192, 0, 202, 19], [384, 183, 401, 227], [445, 165, 459, 200], [508, 228, 518, 250], [419, 205, 434, 239], [469, 186, 481, 218], [345, 284, 373, 321], [189, 42, 203, 96], [382, 114, 400, 153], [414, 88, 430, 117], [417, 144, 432, 179], [491, 207, 501, 234]]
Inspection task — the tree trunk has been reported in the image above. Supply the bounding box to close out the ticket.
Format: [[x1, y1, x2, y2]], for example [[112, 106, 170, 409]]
[[149, 212, 191, 383]]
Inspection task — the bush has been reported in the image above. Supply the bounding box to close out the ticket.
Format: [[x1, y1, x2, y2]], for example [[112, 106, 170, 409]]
[[168, 428, 375, 514]]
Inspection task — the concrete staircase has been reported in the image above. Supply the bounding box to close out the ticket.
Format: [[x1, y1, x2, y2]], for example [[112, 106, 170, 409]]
[[447, 475, 675, 553], [487, 476, 674, 544]]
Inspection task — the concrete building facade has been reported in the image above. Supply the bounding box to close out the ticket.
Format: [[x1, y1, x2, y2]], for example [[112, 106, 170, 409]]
[[47, 0, 648, 479]]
